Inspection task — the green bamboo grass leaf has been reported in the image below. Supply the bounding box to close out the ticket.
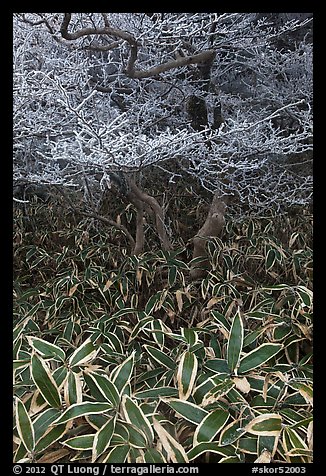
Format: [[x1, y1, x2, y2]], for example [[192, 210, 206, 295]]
[[85, 372, 120, 406], [102, 445, 129, 463], [266, 248, 276, 270], [64, 371, 82, 406], [295, 286, 313, 307], [153, 417, 188, 463], [258, 435, 278, 458], [151, 319, 165, 348], [124, 423, 148, 448], [238, 344, 283, 374], [193, 377, 216, 404], [110, 352, 135, 394], [53, 366, 68, 388], [134, 387, 178, 399], [62, 434, 95, 450], [144, 345, 176, 370], [83, 373, 108, 402], [227, 311, 244, 372], [31, 354, 62, 408], [177, 351, 198, 400], [193, 409, 229, 445], [162, 398, 208, 424], [245, 414, 282, 436], [211, 310, 231, 331], [33, 408, 61, 443], [27, 336, 66, 362], [14, 359, 30, 371], [202, 378, 235, 405], [219, 418, 245, 446], [15, 398, 35, 453], [187, 442, 235, 461], [144, 448, 166, 463], [168, 266, 177, 287], [181, 328, 199, 347], [68, 337, 97, 367], [92, 417, 116, 462], [129, 316, 153, 341], [204, 358, 230, 374], [287, 382, 313, 405], [121, 395, 154, 445], [34, 424, 67, 453], [52, 402, 113, 425], [238, 436, 258, 455]]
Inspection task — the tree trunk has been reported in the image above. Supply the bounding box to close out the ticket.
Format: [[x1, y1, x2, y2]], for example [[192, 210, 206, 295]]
[[190, 193, 226, 279]]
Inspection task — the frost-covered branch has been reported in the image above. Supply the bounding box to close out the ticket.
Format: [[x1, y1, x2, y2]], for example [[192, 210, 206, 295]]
[[13, 12, 313, 218]]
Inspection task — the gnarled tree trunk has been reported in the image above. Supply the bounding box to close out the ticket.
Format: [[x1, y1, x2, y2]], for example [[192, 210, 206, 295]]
[[190, 193, 226, 279]]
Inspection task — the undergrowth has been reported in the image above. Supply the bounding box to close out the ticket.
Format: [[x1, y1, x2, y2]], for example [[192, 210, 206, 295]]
[[13, 196, 313, 464]]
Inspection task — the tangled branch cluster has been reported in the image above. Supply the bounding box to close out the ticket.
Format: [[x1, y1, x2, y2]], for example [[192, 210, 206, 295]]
[[13, 13, 313, 217]]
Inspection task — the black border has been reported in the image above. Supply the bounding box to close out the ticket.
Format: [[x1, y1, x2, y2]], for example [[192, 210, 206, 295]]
[[8, 5, 320, 473]]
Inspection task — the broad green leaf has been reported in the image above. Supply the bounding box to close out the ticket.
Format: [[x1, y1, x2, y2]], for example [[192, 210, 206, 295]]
[[84, 373, 108, 402], [53, 366, 68, 388], [103, 444, 129, 463], [102, 331, 123, 354], [168, 266, 177, 287], [15, 398, 35, 452], [144, 345, 176, 370], [245, 413, 282, 436], [177, 351, 198, 400], [86, 414, 110, 430], [31, 353, 62, 408], [129, 316, 153, 341], [187, 442, 235, 461], [153, 417, 188, 463], [123, 422, 148, 448], [33, 408, 61, 442], [85, 372, 120, 407], [205, 358, 230, 375], [287, 382, 313, 406], [181, 328, 199, 347], [258, 435, 278, 457], [62, 434, 95, 450], [193, 377, 216, 404], [52, 402, 113, 425], [134, 387, 178, 399], [284, 427, 308, 450], [211, 310, 231, 331], [265, 248, 276, 270], [219, 418, 245, 446], [194, 409, 229, 445], [68, 338, 97, 367], [238, 344, 283, 374], [14, 441, 28, 462], [227, 311, 244, 372], [110, 352, 135, 394], [238, 436, 258, 454], [144, 448, 166, 463], [203, 378, 235, 405], [150, 319, 165, 348], [34, 424, 67, 453], [145, 293, 161, 315], [14, 359, 30, 371], [27, 336, 66, 362], [121, 395, 154, 445], [64, 371, 82, 406], [162, 398, 208, 424], [92, 416, 116, 461], [295, 286, 313, 307]]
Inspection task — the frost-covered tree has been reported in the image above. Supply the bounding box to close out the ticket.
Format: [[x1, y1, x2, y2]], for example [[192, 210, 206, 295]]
[[13, 13, 313, 254]]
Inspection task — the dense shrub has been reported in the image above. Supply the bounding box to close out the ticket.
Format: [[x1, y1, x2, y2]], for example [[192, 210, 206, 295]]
[[13, 199, 312, 463]]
